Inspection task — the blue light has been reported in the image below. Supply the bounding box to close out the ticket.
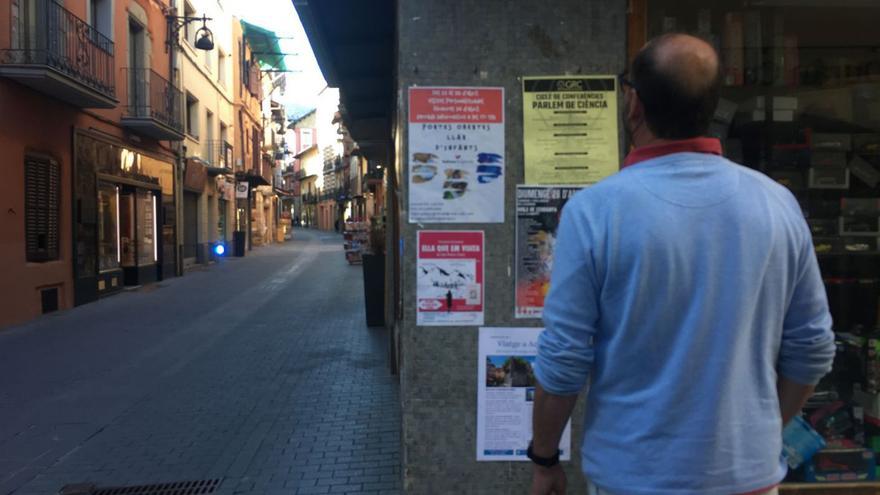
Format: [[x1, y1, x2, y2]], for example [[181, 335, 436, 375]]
[[214, 243, 226, 256]]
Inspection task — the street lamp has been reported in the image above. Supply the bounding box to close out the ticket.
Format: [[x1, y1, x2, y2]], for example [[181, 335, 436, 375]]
[[166, 13, 215, 52]]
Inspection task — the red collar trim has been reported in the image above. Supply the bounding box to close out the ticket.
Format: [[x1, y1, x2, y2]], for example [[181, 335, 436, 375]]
[[622, 137, 723, 169]]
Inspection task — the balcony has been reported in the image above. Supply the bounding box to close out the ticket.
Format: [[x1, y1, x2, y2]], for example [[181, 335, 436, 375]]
[[204, 140, 233, 173], [121, 68, 184, 140], [0, 0, 116, 108]]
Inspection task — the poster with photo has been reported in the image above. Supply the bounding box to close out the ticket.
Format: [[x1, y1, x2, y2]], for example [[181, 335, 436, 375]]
[[477, 327, 572, 461], [522, 76, 619, 185], [515, 186, 583, 319], [417, 231, 484, 326], [408, 87, 505, 223]]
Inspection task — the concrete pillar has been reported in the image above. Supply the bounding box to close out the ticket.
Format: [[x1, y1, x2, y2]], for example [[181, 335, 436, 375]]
[[395, 1, 626, 493]]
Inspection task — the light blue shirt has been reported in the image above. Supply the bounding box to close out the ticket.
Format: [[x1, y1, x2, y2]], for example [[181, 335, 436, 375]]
[[535, 152, 836, 495]]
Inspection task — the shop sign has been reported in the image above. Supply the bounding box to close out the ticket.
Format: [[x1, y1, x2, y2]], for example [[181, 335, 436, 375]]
[[477, 327, 572, 461], [416, 230, 484, 326], [515, 185, 582, 319], [235, 181, 249, 199], [408, 87, 505, 223], [522, 76, 620, 184], [184, 159, 207, 192]]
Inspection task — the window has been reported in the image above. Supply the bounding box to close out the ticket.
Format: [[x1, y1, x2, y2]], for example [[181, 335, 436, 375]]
[[186, 92, 199, 138], [183, 1, 196, 45], [300, 129, 313, 152], [88, 0, 113, 40], [25, 155, 60, 262], [205, 110, 214, 160], [97, 183, 119, 271], [217, 49, 226, 86]]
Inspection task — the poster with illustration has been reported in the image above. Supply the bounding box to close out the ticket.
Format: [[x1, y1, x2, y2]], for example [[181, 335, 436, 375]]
[[408, 87, 505, 223], [477, 327, 572, 461], [417, 230, 484, 326], [515, 186, 583, 319]]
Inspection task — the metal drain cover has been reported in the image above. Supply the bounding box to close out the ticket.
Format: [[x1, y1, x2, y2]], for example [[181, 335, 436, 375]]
[[59, 479, 222, 495]]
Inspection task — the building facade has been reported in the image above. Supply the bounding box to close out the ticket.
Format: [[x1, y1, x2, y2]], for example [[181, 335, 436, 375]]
[[298, 0, 880, 492], [0, 0, 185, 327], [0, 0, 285, 328], [177, 0, 236, 268]]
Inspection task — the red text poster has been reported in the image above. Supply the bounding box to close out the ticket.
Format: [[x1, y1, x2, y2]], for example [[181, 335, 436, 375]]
[[408, 87, 505, 223], [417, 230, 485, 326]]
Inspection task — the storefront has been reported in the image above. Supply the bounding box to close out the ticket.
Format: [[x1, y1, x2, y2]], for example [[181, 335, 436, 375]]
[[632, 1, 880, 485], [74, 132, 176, 304]]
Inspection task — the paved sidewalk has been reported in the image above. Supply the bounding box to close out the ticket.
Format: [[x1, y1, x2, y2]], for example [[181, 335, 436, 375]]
[[0, 230, 400, 495]]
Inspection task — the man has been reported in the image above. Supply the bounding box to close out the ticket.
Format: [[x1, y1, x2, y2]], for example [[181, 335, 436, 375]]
[[529, 34, 836, 495]]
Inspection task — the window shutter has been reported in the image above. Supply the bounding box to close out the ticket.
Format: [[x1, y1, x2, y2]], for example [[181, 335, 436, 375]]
[[25, 156, 61, 262]]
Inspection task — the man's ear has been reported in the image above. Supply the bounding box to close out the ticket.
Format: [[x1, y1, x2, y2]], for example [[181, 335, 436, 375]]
[[626, 90, 644, 124]]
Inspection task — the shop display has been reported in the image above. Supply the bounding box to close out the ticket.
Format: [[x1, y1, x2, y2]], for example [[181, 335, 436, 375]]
[[343, 221, 368, 264], [645, 0, 880, 486]]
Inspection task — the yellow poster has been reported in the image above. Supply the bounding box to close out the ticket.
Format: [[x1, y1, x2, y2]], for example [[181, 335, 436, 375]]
[[523, 76, 620, 185]]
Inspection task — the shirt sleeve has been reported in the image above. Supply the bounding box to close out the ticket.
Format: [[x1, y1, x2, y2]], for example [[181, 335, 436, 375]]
[[534, 198, 601, 396], [778, 227, 836, 386]]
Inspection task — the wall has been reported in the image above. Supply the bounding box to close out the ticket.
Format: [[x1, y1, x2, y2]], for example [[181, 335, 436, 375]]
[[395, 1, 626, 493], [0, 82, 78, 327]]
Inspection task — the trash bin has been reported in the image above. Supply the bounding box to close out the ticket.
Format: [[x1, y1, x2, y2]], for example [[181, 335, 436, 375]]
[[362, 253, 385, 327], [233, 230, 246, 257]]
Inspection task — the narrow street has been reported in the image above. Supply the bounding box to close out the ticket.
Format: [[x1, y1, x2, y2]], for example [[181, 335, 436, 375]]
[[0, 230, 400, 495]]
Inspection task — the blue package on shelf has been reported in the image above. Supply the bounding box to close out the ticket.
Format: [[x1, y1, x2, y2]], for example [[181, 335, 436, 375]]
[[804, 448, 876, 482], [782, 416, 826, 469]]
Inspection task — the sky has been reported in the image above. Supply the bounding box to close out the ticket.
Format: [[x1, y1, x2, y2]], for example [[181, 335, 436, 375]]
[[226, 0, 327, 118]]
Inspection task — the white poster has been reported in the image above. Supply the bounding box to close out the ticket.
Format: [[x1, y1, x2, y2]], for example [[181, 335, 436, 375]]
[[477, 327, 572, 461], [408, 87, 505, 223]]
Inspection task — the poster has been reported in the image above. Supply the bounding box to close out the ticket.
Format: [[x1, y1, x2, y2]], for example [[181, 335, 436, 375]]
[[408, 87, 505, 223], [523, 76, 620, 185], [477, 327, 572, 461], [515, 186, 582, 319], [417, 231, 484, 326]]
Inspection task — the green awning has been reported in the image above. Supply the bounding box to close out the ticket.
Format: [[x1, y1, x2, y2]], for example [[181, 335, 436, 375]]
[[240, 20, 287, 72]]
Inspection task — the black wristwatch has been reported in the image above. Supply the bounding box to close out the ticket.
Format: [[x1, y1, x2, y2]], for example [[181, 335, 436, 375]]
[[526, 441, 560, 467]]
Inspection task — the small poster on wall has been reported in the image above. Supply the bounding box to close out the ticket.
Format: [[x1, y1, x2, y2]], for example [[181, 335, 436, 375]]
[[522, 76, 620, 185], [515, 186, 583, 319], [416, 230, 484, 326], [477, 327, 572, 461], [408, 87, 505, 223]]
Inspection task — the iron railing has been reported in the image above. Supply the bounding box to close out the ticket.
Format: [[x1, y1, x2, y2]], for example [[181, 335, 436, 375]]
[[124, 68, 183, 133], [205, 140, 233, 169], [1, 0, 115, 97]]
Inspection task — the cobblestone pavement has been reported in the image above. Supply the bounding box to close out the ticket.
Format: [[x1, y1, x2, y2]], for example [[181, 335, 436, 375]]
[[0, 230, 400, 495]]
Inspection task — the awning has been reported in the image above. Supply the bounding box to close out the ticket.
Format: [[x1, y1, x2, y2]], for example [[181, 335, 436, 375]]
[[293, 0, 394, 161], [241, 20, 287, 72]]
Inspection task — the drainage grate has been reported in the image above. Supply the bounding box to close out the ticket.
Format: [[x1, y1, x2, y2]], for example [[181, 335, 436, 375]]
[[60, 479, 222, 495]]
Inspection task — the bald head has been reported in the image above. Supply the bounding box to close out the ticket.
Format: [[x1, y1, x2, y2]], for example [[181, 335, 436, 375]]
[[630, 33, 722, 139]]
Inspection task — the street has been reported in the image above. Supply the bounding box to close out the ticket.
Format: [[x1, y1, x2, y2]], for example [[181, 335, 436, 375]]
[[0, 230, 400, 495]]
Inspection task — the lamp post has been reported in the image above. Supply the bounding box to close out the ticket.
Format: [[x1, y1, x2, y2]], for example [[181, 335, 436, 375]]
[[165, 14, 215, 52]]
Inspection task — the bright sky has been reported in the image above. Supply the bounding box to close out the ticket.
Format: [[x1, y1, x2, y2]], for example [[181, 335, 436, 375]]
[[226, 0, 327, 117]]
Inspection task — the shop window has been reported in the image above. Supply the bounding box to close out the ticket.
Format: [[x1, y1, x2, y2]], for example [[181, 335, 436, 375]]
[[186, 92, 199, 138], [642, 0, 880, 482], [24, 155, 60, 262], [97, 183, 119, 272]]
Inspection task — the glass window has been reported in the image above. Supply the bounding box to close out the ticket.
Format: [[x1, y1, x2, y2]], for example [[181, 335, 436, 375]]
[[97, 183, 119, 272], [138, 190, 157, 266], [119, 192, 135, 267], [643, 0, 880, 481]]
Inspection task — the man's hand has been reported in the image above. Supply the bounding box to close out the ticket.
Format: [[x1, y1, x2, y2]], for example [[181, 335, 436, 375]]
[[530, 464, 567, 495]]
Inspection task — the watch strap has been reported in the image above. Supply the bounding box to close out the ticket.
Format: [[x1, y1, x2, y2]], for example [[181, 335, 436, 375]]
[[527, 442, 560, 467]]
